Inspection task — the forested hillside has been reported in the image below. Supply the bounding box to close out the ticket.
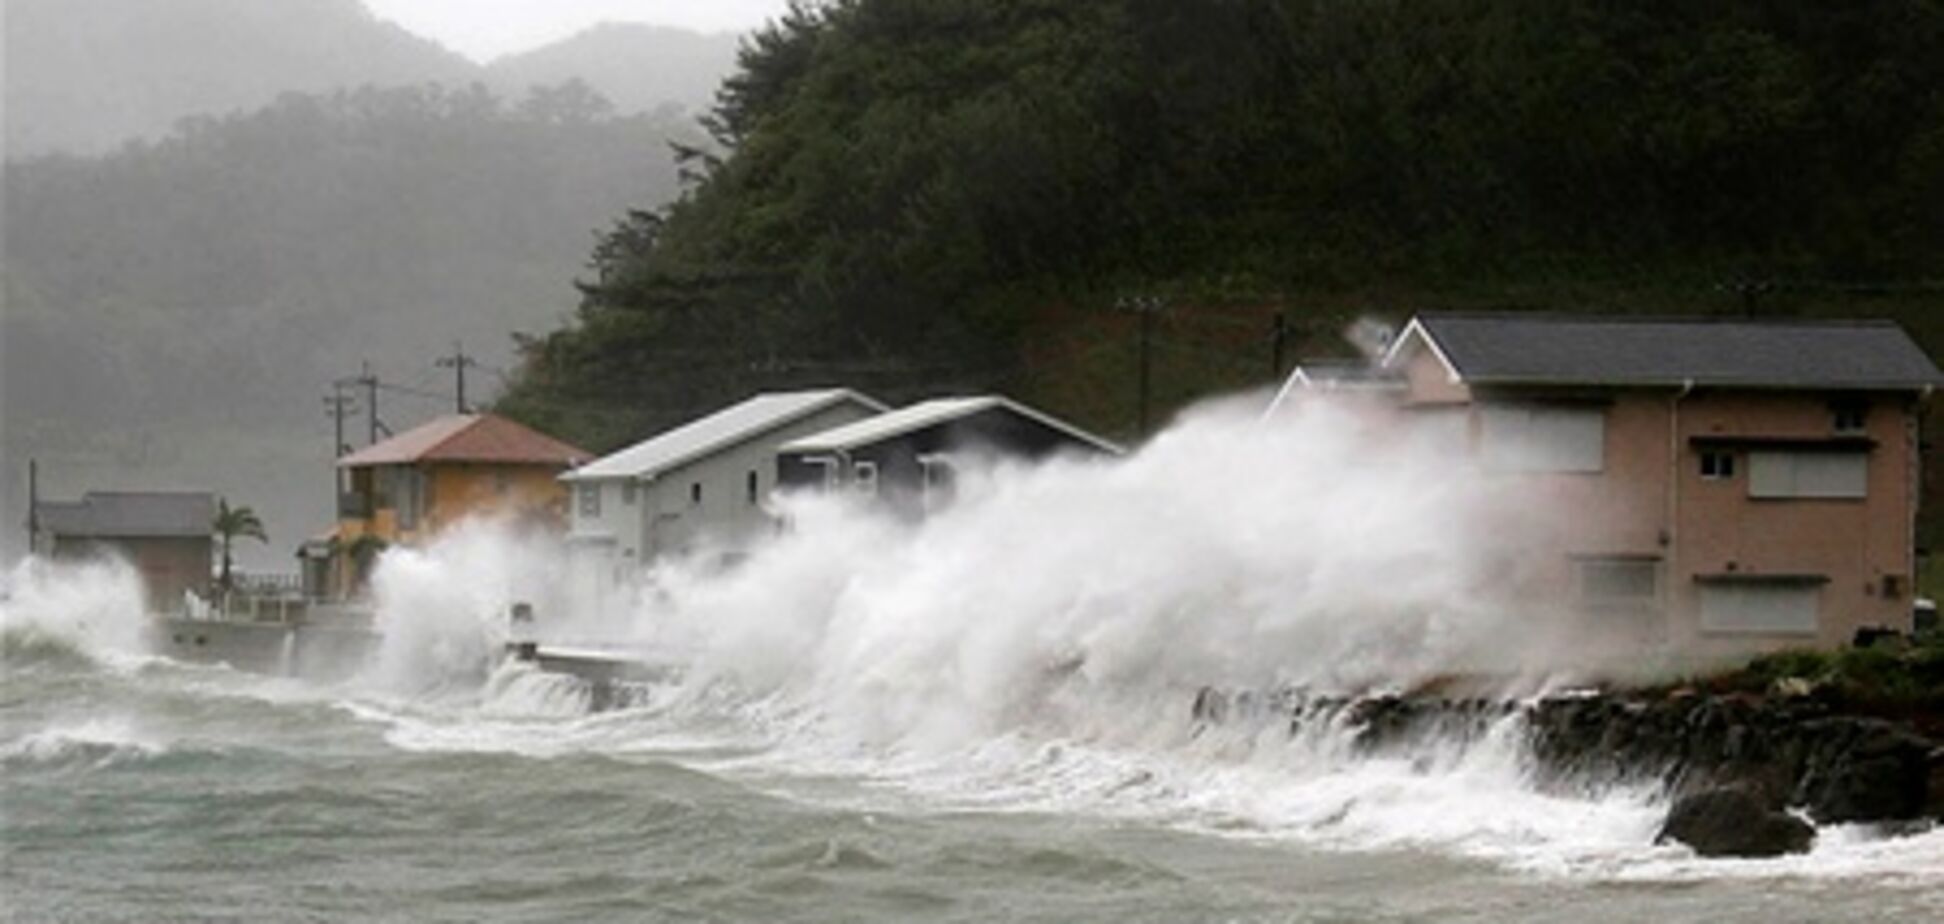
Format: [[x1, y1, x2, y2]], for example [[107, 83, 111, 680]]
[[3, 84, 704, 564], [498, 0, 1944, 452]]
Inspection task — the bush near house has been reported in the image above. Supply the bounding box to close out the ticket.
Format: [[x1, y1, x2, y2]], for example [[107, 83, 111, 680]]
[[1683, 634, 1944, 735]]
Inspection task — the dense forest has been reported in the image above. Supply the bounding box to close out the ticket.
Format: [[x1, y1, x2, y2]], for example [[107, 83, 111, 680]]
[[499, 0, 1944, 452]]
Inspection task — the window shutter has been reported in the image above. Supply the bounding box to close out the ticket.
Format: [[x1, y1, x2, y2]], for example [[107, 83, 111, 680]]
[[1699, 582, 1819, 634], [1748, 451, 1866, 499]]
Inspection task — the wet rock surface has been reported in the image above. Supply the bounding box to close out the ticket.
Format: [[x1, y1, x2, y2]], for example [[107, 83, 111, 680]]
[[1655, 786, 1814, 857], [1523, 693, 1939, 825], [1192, 686, 1944, 835]]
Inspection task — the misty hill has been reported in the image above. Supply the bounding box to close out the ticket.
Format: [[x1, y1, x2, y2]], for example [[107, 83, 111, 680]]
[[498, 0, 1944, 455], [3, 84, 704, 566], [3, 0, 742, 157], [485, 23, 742, 119], [3, 0, 473, 157]]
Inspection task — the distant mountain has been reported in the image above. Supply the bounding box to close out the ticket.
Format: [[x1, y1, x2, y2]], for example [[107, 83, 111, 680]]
[[486, 23, 742, 118], [1, 85, 703, 567], [3, 0, 743, 158], [3, 0, 475, 157]]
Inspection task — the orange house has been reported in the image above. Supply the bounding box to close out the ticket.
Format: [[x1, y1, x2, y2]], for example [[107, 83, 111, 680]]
[[327, 413, 588, 596], [1284, 313, 1941, 670]]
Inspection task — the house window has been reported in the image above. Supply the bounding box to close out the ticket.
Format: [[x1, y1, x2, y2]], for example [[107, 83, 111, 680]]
[[621, 481, 636, 505], [1579, 558, 1659, 604], [919, 455, 956, 511], [1698, 580, 1820, 635], [690, 482, 702, 506], [1699, 451, 1736, 480], [494, 470, 511, 495], [1480, 405, 1605, 473], [802, 455, 841, 491], [1832, 403, 1868, 435], [397, 469, 423, 530], [578, 483, 600, 517], [853, 461, 879, 496], [1748, 451, 1867, 499], [373, 467, 397, 509], [746, 470, 759, 506]]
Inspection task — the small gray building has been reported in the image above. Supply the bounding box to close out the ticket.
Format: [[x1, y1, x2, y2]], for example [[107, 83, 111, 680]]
[[562, 389, 887, 573], [34, 491, 214, 612], [777, 395, 1121, 515]]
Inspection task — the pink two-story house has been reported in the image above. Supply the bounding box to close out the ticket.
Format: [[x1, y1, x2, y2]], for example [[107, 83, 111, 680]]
[[1295, 313, 1940, 662]]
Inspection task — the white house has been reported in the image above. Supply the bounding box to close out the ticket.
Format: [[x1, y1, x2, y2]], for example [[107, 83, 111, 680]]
[[561, 389, 887, 580]]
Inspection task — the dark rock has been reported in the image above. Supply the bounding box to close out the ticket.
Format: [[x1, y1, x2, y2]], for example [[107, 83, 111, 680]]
[[1197, 685, 1943, 827], [1797, 724, 1933, 823], [1657, 786, 1816, 858]]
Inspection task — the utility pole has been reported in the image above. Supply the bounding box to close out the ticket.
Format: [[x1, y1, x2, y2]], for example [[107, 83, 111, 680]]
[[324, 384, 356, 505], [26, 458, 38, 556], [1271, 312, 1289, 379], [324, 385, 355, 458], [435, 341, 478, 413], [1730, 279, 1771, 318], [358, 361, 382, 445], [1119, 295, 1164, 436]]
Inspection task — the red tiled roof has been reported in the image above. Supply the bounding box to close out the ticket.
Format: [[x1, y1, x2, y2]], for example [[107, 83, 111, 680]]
[[337, 414, 589, 468]]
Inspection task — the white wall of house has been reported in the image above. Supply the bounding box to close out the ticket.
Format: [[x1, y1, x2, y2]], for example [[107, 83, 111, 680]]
[[636, 403, 876, 560], [565, 401, 877, 572]]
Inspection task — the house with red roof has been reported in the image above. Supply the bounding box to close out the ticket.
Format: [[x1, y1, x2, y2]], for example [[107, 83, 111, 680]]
[[321, 413, 588, 597]]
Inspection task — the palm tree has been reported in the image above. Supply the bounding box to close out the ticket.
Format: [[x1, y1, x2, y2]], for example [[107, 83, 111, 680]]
[[212, 498, 268, 593]]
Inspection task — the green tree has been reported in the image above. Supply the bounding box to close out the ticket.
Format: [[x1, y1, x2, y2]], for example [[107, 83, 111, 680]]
[[211, 497, 268, 592], [498, 0, 1944, 450]]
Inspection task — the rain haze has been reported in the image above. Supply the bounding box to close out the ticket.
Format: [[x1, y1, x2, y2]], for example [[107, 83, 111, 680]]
[[4, 2, 1944, 922], [3, 0, 786, 568], [361, 0, 790, 61]]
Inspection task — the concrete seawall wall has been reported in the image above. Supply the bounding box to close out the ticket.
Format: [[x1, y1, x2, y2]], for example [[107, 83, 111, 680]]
[[148, 619, 380, 682]]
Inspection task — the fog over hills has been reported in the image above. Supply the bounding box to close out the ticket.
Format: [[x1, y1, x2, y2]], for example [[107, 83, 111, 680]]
[[484, 23, 740, 119], [4, 0, 741, 158], [2, 1, 740, 567], [4, 0, 474, 157]]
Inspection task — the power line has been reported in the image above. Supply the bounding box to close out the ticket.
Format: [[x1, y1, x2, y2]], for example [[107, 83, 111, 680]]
[[375, 381, 457, 403]]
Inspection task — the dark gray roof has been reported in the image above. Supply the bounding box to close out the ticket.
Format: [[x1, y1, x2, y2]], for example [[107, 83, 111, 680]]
[[36, 491, 213, 539], [1408, 314, 1944, 390]]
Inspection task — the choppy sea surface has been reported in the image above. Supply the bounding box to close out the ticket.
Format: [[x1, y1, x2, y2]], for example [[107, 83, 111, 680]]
[[5, 623, 1942, 923], [8, 403, 1944, 921]]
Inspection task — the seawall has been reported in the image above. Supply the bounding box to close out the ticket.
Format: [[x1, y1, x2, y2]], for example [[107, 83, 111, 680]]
[[147, 618, 380, 682]]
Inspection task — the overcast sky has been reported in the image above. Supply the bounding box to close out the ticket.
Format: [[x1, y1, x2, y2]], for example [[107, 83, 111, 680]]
[[362, 0, 794, 61]]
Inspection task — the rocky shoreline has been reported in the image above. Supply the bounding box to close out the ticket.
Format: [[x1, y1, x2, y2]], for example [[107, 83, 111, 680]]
[[1191, 686, 1944, 857]]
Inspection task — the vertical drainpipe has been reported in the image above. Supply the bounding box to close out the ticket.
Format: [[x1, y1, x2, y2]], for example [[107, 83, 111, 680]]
[[1917, 386, 1934, 617], [1667, 379, 1696, 642]]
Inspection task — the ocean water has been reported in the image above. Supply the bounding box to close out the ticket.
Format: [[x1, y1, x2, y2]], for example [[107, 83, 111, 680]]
[[6, 398, 1942, 921], [6, 628, 1941, 923]]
